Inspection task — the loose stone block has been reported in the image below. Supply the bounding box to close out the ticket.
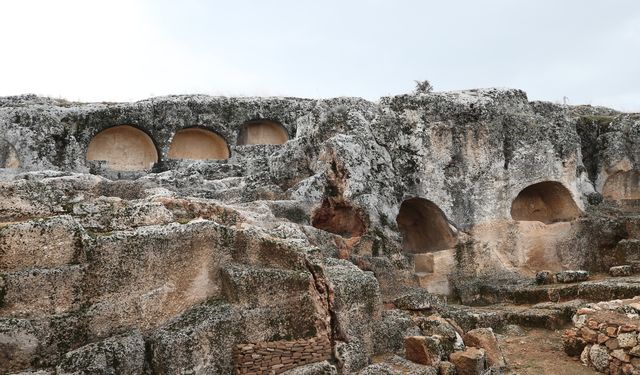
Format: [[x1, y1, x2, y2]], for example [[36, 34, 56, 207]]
[[535, 270, 555, 285], [555, 270, 589, 283], [463, 328, 505, 367], [610, 265, 633, 277], [449, 347, 487, 375], [404, 336, 442, 366]]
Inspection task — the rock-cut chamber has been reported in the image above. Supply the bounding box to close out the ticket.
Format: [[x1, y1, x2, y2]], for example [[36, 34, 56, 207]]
[[0, 139, 20, 168], [237, 120, 289, 145], [396, 198, 457, 254], [603, 171, 640, 200], [311, 198, 366, 238], [510, 181, 580, 224], [86, 125, 158, 171], [168, 128, 229, 160]]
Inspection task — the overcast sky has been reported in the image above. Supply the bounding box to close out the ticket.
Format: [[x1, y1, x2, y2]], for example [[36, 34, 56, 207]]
[[1, 1, 639, 111]]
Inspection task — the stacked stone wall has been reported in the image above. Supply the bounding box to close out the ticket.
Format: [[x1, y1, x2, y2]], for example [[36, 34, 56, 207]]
[[563, 298, 640, 374], [233, 336, 332, 374]]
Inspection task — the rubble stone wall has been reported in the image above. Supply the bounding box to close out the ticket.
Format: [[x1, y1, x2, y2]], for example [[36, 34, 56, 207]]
[[233, 336, 332, 374], [563, 298, 640, 374]]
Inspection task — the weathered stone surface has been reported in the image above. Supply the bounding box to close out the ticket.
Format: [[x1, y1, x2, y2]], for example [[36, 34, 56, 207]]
[[72, 198, 174, 232], [0, 319, 40, 373], [463, 328, 505, 368], [0, 215, 85, 272], [618, 333, 638, 349], [449, 347, 487, 375], [148, 303, 242, 374], [357, 355, 437, 375], [535, 270, 555, 285], [393, 289, 443, 311], [416, 315, 462, 356], [334, 339, 370, 375], [610, 265, 633, 277], [374, 309, 415, 355], [405, 336, 443, 366], [0, 89, 637, 373], [555, 270, 589, 283], [325, 259, 381, 373], [580, 327, 600, 343], [501, 324, 526, 336], [220, 265, 315, 309], [581, 344, 592, 365], [0, 265, 85, 317], [606, 338, 620, 350], [611, 349, 631, 363], [56, 331, 145, 375], [280, 361, 338, 375], [589, 344, 612, 372], [438, 360, 457, 375]]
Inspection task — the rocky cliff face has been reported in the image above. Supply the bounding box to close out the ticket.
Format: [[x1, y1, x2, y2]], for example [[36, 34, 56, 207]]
[[0, 89, 638, 374]]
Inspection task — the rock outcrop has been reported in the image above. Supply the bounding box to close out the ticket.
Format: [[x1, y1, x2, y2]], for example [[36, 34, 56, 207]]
[[0, 88, 638, 374]]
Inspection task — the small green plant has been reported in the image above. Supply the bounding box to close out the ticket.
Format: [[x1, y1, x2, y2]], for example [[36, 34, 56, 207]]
[[414, 80, 434, 94]]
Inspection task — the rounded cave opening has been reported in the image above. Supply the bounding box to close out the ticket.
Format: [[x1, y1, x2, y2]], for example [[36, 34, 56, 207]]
[[0, 139, 20, 169], [311, 198, 366, 238], [168, 128, 230, 160], [603, 170, 640, 200], [86, 125, 159, 171], [396, 198, 457, 254], [510, 181, 581, 224], [237, 120, 289, 145]]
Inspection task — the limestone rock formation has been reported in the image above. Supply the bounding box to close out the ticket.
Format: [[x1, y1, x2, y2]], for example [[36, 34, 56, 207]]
[[0, 88, 639, 374]]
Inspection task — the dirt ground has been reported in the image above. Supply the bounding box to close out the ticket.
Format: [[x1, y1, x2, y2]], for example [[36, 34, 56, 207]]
[[499, 327, 599, 375]]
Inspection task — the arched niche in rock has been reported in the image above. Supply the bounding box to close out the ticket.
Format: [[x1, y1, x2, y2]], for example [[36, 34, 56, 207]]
[[396, 198, 457, 254], [237, 120, 289, 145], [603, 170, 640, 200], [86, 125, 158, 171], [311, 198, 366, 238], [0, 139, 20, 168], [168, 128, 230, 160], [510, 181, 581, 224]]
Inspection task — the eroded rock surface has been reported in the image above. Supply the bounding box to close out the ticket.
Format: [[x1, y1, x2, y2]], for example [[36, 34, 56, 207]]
[[0, 89, 638, 374]]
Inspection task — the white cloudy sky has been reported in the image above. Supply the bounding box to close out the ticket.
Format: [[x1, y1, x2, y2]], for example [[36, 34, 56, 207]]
[[1, 1, 639, 111]]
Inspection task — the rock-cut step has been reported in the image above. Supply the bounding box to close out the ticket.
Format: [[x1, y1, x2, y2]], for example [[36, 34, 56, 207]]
[[441, 299, 586, 332], [458, 275, 640, 306]]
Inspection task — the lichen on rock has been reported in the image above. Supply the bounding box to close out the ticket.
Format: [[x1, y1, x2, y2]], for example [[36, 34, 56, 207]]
[[0, 88, 639, 374]]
